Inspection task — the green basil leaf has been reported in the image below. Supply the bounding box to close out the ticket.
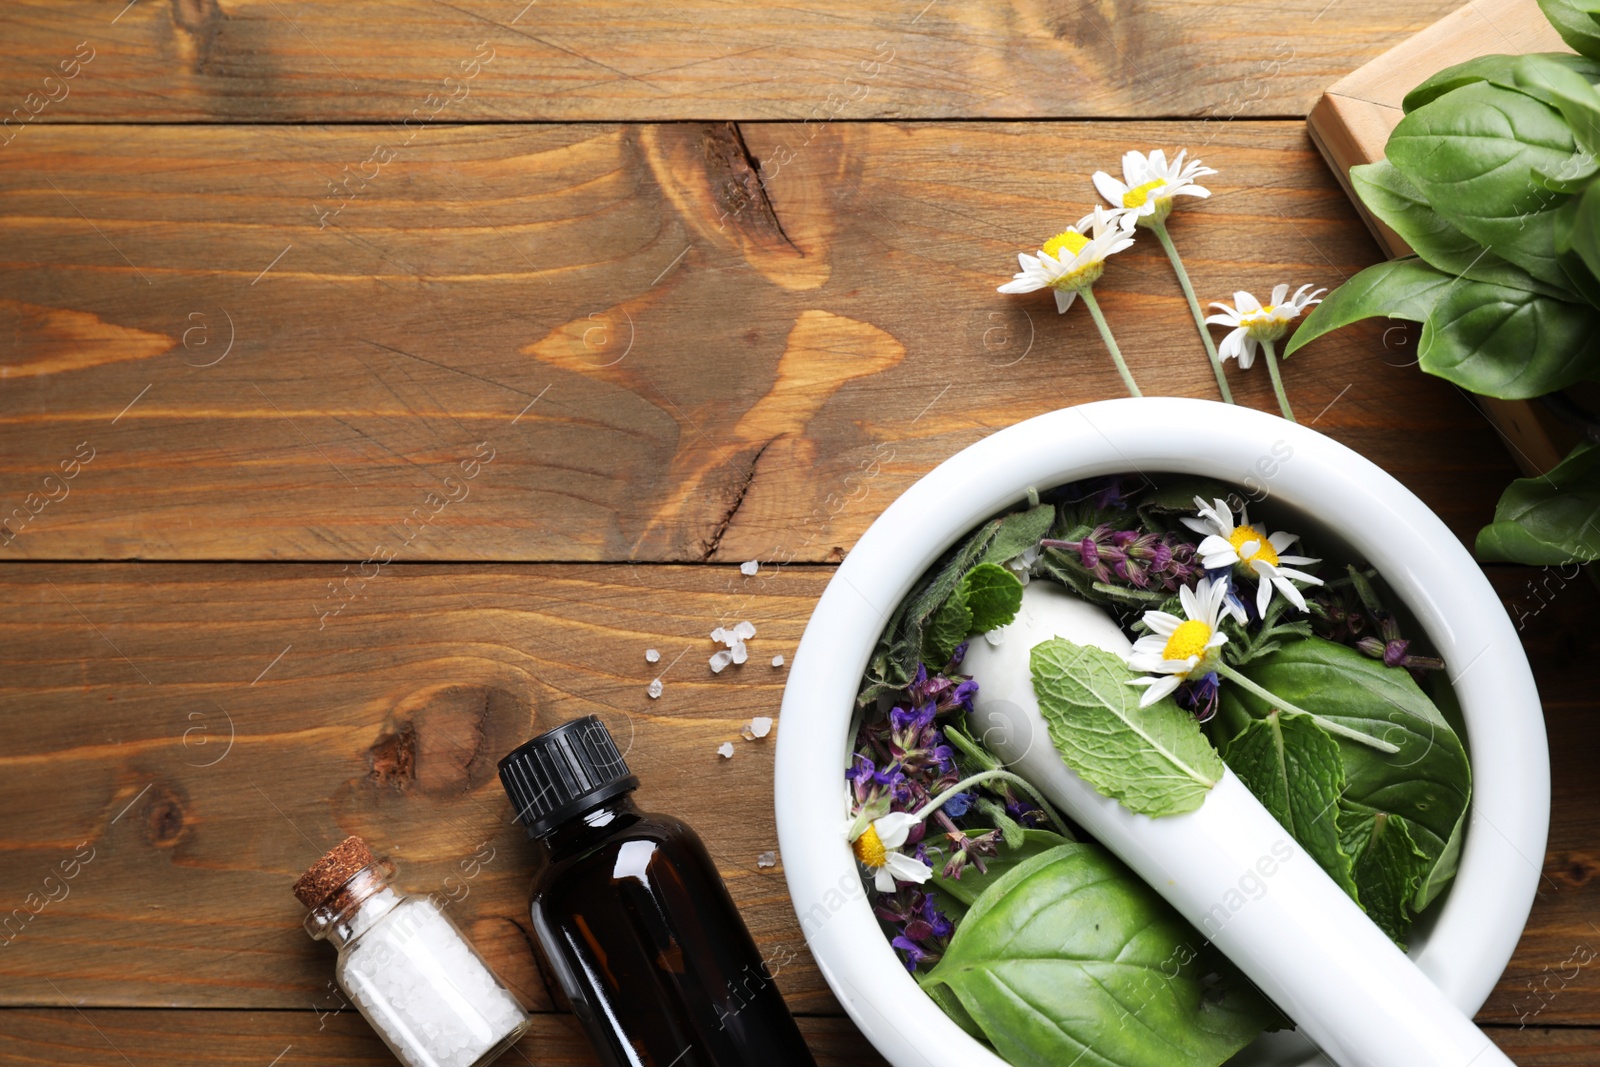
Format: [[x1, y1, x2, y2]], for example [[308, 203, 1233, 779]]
[[924, 843, 1273, 1067], [1476, 440, 1600, 562], [1223, 710, 1360, 900], [1388, 80, 1579, 287], [1283, 257, 1600, 398], [1541, 0, 1600, 57], [1284, 258, 1455, 358], [1555, 201, 1600, 307], [1337, 804, 1433, 946], [1032, 638, 1223, 816], [1351, 161, 1572, 296], [1560, 178, 1600, 292], [1402, 51, 1600, 112], [962, 561, 1025, 634], [1416, 806, 1467, 911], [1215, 637, 1470, 904], [924, 983, 988, 1042], [1514, 55, 1600, 184], [979, 501, 1056, 566], [930, 828, 1072, 907], [1421, 276, 1600, 397]]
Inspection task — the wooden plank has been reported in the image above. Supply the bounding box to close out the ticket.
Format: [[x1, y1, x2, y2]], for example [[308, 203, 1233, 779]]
[[0, 563, 1595, 1025], [0, 563, 832, 1011], [0, 120, 1519, 562], [0, 1010, 893, 1066], [1304, 0, 1577, 477], [0, 1011, 1593, 1067], [0, 0, 1466, 124]]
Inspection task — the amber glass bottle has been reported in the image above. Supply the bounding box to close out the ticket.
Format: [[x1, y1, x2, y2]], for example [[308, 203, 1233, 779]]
[[498, 716, 818, 1067]]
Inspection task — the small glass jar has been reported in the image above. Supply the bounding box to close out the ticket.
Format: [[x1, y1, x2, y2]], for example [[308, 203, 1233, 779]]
[[297, 837, 528, 1067]]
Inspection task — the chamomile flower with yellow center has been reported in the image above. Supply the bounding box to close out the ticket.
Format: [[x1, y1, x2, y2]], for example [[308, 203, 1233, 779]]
[[998, 207, 1142, 396], [847, 811, 931, 893], [1126, 576, 1231, 707], [1093, 149, 1234, 402], [1181, 495, 1324, 618], [1206, 284, 1326, 369], [1206, 284, 1325, 422], [1093, 149, 1216, 227], [997, 207, 1136, 314]]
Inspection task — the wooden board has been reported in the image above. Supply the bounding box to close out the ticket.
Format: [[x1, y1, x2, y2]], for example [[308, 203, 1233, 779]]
[[1305, 0, 1579, 476], [0, 0, 1466, 123], [0, 563, 1595, 1033], [0, 120, 1519, 561]]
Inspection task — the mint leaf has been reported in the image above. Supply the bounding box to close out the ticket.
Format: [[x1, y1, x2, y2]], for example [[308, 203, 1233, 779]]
[[1216, 638, 1470, 913], [962, 562, 1024, 633], [1338, 804, 1433, 946], [1031, 639, 1223, 817], [923, 843, 1272, 1067], [1224, 710, 1359, 899]]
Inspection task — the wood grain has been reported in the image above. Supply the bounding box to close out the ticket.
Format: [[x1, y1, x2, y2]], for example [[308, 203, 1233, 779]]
[[0, 1010, 893, 1066], [0, 1010, 1591, 1066], [0, 120, 1519, 561], [0, 0, 1465, 124], [0, 563, 1594, 1029]]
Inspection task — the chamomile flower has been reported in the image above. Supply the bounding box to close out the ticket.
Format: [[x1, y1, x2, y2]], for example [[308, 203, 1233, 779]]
[[1181, 495, 1324, 616], [1206, 284, 1325, 369], [1126, 576, 1231, 707], [1093, 149, 1216, 226], [848, 811, 931, 893], [997, 206, 1136, 313]]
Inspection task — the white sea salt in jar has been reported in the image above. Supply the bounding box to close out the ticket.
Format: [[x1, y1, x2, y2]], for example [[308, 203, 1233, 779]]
[[295, 836, 528, 1067]]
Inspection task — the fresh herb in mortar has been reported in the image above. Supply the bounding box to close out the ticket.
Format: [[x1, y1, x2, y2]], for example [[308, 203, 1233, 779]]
[[848, 478, 1471, 1064]]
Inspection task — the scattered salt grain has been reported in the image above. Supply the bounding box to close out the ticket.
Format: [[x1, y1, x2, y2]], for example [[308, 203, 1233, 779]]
[[730, 641, 749, 665], [756, 851, 777, 868], [646, 678, 663, 699], [771, 655, 784, 668], [984, 625, 1008, 647], [733, 620, 756, 641], [740, 560, 759, 576], [645, 648, 660, 663], [717, 742, 735, 759], [748, 716, 773, 739], [709, 650, 732, 674], [710, 626, 732, 645]]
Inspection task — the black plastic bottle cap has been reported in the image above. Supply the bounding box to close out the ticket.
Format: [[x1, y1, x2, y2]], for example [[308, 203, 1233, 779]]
[[498, 716, 639, 838]]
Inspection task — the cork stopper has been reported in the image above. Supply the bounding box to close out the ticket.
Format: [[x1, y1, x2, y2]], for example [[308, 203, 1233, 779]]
[[293, 835, 377, 909]]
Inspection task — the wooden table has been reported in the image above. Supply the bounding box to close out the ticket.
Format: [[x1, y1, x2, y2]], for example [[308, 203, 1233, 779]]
[[1, 2, 1595, 1063]]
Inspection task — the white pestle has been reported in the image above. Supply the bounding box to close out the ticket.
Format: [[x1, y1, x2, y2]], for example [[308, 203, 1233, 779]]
[[963, 582, 1512, 1067]]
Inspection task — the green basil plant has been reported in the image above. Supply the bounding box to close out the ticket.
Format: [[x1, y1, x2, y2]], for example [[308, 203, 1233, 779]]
[[1286, 0, 1600, 564]]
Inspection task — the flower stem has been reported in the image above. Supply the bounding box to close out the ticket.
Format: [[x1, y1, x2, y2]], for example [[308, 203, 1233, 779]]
[[1261, 338, 1296, 422], [912, 769, 1073, 839], [1152, 219, 1232, 404], [1212, 662, 1398, 754], [1079, 288, 1141, 398]]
